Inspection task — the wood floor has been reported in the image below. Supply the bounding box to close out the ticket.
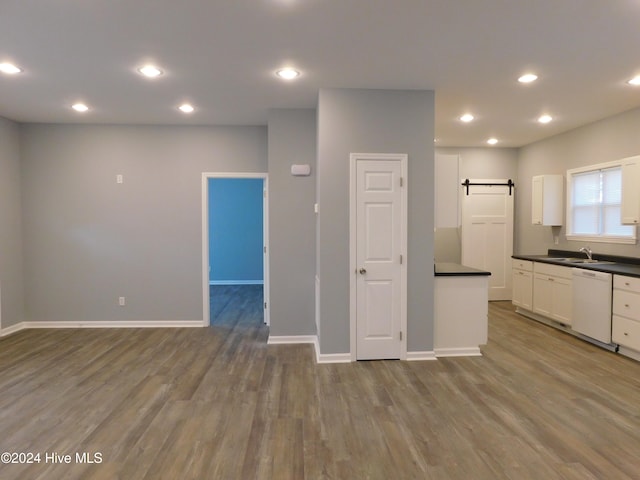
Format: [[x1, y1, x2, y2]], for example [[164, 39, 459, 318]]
[[1, 287, 639, 479]]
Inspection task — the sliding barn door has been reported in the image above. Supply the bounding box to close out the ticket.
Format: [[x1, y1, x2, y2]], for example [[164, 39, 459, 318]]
[[461, 181, 514, 301]]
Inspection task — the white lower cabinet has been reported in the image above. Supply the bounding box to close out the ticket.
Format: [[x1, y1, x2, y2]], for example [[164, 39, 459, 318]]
[[612, 275, 640, 352], [514, 259, 640, 360], [612, 316, 640, 351], [533, 262, 572, 325], [512, 259, 533, 310]]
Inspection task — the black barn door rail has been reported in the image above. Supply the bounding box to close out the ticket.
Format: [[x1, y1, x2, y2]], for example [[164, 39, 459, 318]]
[[461, 179, 515, 195]]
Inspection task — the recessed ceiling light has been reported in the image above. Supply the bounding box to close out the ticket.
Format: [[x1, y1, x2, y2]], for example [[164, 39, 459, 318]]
[[72, 103, 89, 113], [460, 113, 474, 123], [487, 138, 498, 145], [138, 65, 163, 78], [0, 62, 22, 74], [276, 68, 300, 80], [178, 103, 195, 113], [627, 75, 640, 86], [518, 73, 538, 83], [538, 114, 553, 124]]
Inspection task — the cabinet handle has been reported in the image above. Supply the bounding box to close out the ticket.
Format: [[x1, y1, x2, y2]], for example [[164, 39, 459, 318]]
[[549, 278, 554, 282], [624, 332, 629, 336], [625, 282, 631, 286], [625, 304, 630, 308]]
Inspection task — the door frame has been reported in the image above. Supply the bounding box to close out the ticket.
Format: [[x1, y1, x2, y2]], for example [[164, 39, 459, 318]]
[[349, 153, 408, 361], [201, 172, 270, 327]]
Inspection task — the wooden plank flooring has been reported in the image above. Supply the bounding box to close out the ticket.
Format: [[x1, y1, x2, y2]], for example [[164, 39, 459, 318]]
[[1, 288, 639, 479]]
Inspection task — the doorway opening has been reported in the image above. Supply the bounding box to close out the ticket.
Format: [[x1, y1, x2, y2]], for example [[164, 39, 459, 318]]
[[201, 173, 269, 327]]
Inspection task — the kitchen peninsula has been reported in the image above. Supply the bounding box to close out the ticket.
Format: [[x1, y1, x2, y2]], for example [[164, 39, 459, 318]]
[[434, 263, 491, 357]]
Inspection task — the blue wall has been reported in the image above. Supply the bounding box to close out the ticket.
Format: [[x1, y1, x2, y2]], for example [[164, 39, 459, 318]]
[[208, 178, 264, 283]]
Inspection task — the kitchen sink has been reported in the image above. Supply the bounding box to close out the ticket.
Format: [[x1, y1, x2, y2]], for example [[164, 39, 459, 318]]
[[568, 259, 611, 264], [552, 257, 614, 264]]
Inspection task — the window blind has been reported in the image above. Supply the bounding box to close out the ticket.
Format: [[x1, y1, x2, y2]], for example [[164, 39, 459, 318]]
[[570, 166, 634, 237]]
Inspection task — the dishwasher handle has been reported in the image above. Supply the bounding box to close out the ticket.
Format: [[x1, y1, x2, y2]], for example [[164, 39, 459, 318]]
[[571, 267, 612, 281]]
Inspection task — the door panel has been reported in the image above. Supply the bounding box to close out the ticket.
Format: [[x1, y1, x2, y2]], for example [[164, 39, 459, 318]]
[[533, 275, 553, 317], [462, 182, 514, 301], [552, 278, 572, 325], [363, 280, 395, 337], [365, 204, 394, 260]]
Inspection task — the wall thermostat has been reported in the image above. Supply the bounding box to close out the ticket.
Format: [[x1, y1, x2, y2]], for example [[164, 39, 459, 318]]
[[291, 164, 311, 176]]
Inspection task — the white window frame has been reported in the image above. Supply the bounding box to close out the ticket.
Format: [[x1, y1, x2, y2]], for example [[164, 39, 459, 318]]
[[566, 159, 636, 244]]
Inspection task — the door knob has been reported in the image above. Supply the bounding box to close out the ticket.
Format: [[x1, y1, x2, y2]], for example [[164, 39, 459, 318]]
[[359, 268, 367, 274]]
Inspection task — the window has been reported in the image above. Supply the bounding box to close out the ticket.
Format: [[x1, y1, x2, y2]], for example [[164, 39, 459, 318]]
[[566, 161, 636, 243]]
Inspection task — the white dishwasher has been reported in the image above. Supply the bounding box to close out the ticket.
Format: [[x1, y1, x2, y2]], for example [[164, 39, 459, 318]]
[[572, 268, 613, 344]]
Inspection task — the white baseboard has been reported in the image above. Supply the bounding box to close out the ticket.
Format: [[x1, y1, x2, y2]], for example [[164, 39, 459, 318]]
[[209, 280, 264, 285], [267, 335, 352, 363], [267, 336, 441, 363], [316, 352, 352, 364], [434, 347, 482, 357], [267, 335, 316, 345], [313, 336, 352, 363], [406, 350, 438, 361], [0, 322, 27, 337], [0, 320, 205, 337]]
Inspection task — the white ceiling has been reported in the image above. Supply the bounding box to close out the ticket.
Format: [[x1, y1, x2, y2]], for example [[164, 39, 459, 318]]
[[2, 0, 640, 147]]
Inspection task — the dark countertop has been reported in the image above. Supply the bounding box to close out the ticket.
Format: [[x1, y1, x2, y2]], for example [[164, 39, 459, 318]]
[[435, 262, 491, 276], [513, 249, 640, 278]]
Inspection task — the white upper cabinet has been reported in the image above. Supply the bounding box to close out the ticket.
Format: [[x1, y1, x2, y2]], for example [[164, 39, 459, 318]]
[[434, 154, 460, 228], [621, 155, 640, 225], [532, 175, 563, 226]]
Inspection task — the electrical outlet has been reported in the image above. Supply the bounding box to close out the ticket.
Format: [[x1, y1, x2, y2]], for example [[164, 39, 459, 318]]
[[118, 296, 126, 306], [116, 174, 124, 184], [554, 235, 559, 245]]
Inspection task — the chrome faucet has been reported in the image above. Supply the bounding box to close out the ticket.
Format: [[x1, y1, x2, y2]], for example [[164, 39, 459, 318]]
[[579, 246, 593, 260]]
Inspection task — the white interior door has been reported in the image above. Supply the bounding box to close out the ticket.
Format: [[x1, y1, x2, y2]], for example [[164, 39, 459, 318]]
[[351, 154, 407, 360], [461, 181, 514, 301]]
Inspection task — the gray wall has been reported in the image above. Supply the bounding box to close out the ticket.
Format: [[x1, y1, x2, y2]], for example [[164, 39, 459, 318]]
[[438, 146, 519, 181], [208, 178, 264, 283], [19, 124, 267, 322], [267, 109, 317, 336], [434, 147, 519, 263], [516, 107, 640, 257], [317, 88, 434, 354], [0, 117, 24, 329]]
